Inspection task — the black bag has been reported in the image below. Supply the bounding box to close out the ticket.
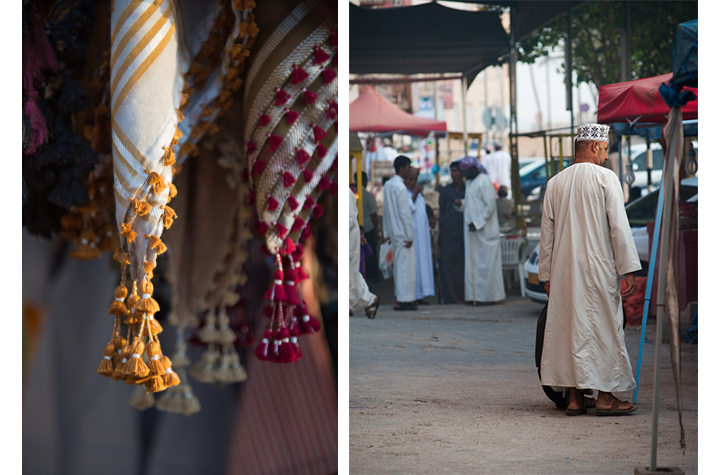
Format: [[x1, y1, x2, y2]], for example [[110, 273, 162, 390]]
[[535, 303, 567, 409]]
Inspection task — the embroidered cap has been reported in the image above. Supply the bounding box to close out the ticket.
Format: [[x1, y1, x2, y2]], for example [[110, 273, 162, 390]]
[[576, 123, 610, 142]]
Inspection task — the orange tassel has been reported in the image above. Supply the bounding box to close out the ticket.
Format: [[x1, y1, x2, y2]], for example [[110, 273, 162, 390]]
[[96, 341, 115, 377], [146, 341, 166, 376], [120, 223, 133, 239], [180, 93, 189, 106], [162, 146, 175, 166], [144, 375, 166, 393], [141, 314, 163, 336], [136, 280, 160, 313], [122, 340, 150, 378], [108, 284, 130, 316], [161, 367, 180, 388], [176, 109, 184, 122]]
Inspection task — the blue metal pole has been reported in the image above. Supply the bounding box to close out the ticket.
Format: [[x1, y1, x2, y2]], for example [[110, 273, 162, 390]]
[[632, 174, 665, 403]]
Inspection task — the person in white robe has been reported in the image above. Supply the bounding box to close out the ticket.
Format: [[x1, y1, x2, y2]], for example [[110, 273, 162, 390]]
[[404, 168, 435, 302], [539, 123, 640, 416], [459, 157, 506, 303], [349, 189, 379, 317], [492, 142, 512, 198], [382, 156, 417, 310]]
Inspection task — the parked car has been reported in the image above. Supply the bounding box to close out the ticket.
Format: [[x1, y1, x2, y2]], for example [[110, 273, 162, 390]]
[[624, 141, 697, 194], [523, 177, 698, 304], [519, 158, 572, 197]]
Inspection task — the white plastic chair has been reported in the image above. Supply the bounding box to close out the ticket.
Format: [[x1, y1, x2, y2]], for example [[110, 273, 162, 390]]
[[500, 235, 526, 297]]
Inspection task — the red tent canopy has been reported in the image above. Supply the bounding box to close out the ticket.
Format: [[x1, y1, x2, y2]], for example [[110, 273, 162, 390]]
[[349, 85, 447, 136], [597, 73, 698, 124]]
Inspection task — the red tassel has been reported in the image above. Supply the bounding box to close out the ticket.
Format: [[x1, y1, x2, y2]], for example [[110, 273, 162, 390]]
[[256, 221, 269, 236], [313, 45, 331, 65], [287, 195, 299, 211], [331, 29, 338, 46], [265, 270, 287, 301], [248, 190, 256, 205], [267, 195, 280, 210], [312, 204, 324, 219], [285, 108, 299, 125], [253, 159, 267, 176], [268, 337, 280, 362], [275, 222, 288, 238], [290, 63, 309, 84], [296, 261, 308, 282], [247, 140, 256, 154], [267, 134, 283, 152], [282, 171, 295, 187], [274, 88, 292, 106], [329, 181, 338, 196], [303, 196, 316, 209], [301, 225, 312, 240], [295, 148, 311, 165], [316, 143, 328, 158], [258, 113, 270, 127], [319, 176, 332, 191], [281, 238, 296, 255], [254, 329, 272, 361], [278, 328, 296, 363], [293, 244, 304, 262], [262, 305, 274, 318], [312, 124, 327, 141], [291, 337, 304, 360], [297, 303, 321, 334], [302, 89, 317, 104], [326, 101, 338, 120], [322, 67, 336, 84], [284, 269, 299, 306], [292, 216, 305, 231], [303, 169, 314, 182]]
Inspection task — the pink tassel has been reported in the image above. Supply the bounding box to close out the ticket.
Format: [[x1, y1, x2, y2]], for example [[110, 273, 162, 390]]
[[326, 101, 338, 120], [265, 270, 287, 301], [312, 124, 327, 141], [281, 238, 296, 255], [297, 303, 321, 334], [268, 337, 280, 362], [329, 181, 338, 196], [295, 261, 308, 282], [275, 222, 288, 238], [312, 204, 324, 219], [282, 171, 295, 187], [247, 140, 257, 154], [319, 176, 332, 191], [322, 68, 336, 84], [302, 89, 318, 105], [274, 88, 292, 106], [313, 45, 331, 65], [303, 169, 314, 182], [253, 159, 267, 176], [293, 244, 304, 262], [267, 195, 279, 210], [267, 134, 283, 152], [254, 329, 272, 361], [295, 148, 311, 165], [292, 216, 305, 231], [287, 195, 299, 211], [258, 113, 271, 127], [289, 316, 303, 337], [256, 221, 269, 236], [303, 196, 316, 209], [290, 63, 309, 84], [316, 143, 328, 158], [278, 328, 296, 363], [284, 269, 299, 306], [285, 108, 299, 125], [301, 225, 313, 240]]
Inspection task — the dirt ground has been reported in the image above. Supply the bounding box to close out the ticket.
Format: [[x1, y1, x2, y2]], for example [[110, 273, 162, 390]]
[[349, 280, 698, 474]]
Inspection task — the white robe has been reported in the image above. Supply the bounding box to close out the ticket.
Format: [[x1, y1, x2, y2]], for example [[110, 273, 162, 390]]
[[461, 173, 506, 302], [538, 163, 642, 392], [493, 150, 512, 198], [408, 189, 435, 300], [382, 175, 417, 303], [349, 190, 376, 311]]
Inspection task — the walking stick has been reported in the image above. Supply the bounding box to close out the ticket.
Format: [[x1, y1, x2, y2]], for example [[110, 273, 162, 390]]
[[469, 229, 476, 306]]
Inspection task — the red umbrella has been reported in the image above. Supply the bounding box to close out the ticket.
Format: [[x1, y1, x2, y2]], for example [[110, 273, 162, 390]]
[[349, 85, 447, 136], [597, 73, 698, 124]]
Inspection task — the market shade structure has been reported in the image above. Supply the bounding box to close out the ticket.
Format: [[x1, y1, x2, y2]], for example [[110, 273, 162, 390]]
[[349, 2, 509, 85], [349, 85, 447, 136], [597, 73, 698, 124], [350, 1, 584, 85]]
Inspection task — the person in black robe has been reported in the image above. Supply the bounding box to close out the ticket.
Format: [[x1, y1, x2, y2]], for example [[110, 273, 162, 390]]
[[438, 161, 467, 304]]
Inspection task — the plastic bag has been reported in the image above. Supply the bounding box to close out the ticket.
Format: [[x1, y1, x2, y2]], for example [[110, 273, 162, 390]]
[[379, 242, 394, 280]]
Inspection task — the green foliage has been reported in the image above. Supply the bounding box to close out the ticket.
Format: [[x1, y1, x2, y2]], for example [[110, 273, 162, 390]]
[[489, 1, 697, 89]]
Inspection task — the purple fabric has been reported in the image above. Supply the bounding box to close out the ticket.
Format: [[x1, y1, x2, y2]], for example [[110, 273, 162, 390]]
[[360, 241, 373, 276], [458, 155, 488, 174]]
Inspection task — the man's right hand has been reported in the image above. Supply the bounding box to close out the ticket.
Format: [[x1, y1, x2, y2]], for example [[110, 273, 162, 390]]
[[404, 241, 413, 248], [621, 273, 637, 300], [544, 281, 550, 297], [384, 237, 391, 244]]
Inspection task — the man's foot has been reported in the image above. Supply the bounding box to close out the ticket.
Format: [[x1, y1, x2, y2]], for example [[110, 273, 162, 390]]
[[595, 395, 638, 416], [365, 296, 380, 319]]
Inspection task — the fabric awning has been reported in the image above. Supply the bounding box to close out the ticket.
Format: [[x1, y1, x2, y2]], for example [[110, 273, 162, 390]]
[[349, 85, 447, 136], [597, 73, 698, 125]]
